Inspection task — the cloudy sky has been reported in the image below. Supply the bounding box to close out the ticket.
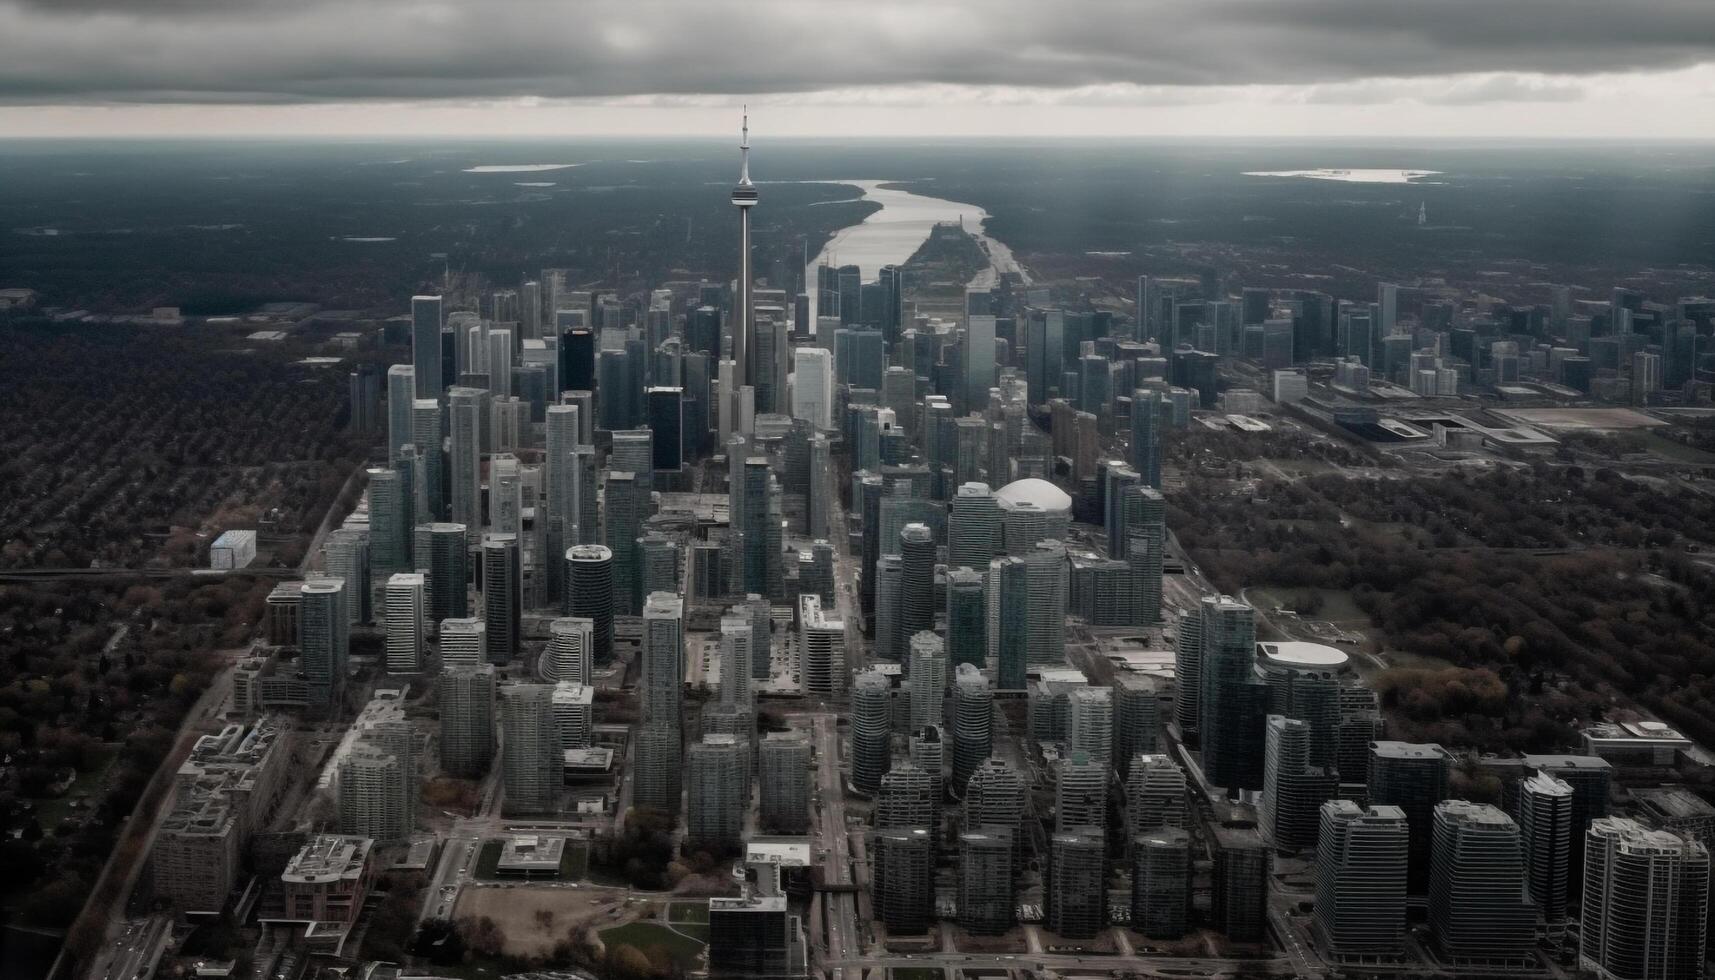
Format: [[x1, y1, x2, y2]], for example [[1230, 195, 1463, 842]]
[[2, 0, 1714, 138]]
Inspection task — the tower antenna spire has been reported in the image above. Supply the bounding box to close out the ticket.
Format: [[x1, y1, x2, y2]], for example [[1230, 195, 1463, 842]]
[[738, 105, 752, 186]]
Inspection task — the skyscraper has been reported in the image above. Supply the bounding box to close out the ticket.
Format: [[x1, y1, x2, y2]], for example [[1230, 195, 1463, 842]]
[[988, 555, 1028, 690], [758, 731, 811, 833], [386, 364, 415, 460], [323, 528, 370, 626], [952, 663, 993, 796], [500, 684, 558, 815], [1066, 687, 1115, 770], [604, 471, 649, 615], [417, 522, 467, 625], [1212, 825, 1270, 943], [545, 616, 594, 685], [730, 111, 759, 393], [1581, 817, 1709, 980], [1055, 751, 1107, 832], [411, 295, 444, 401], [876, 828, 934, 934], [411, 398, 444, 520], [898, 524, 936, 659], [1047, 829, 1106, 939], [1519, 770, 1574, 925], [1261, 715, 1336, 852], [849, 670, 892, 795], [1114, 674, 1164, 773], [1125, 753, 1187, 835], [338, 745, 411, 843], [798, 594, 844, 698], [791, 347, 833, 430], [1199, 595, 1266, 791], [439, 617, 485, 668], [964, 759, 1026, 870], [1315, 801, 1409, 962], [480, 533, 520, 662], [565, 544, 614, 663], [640, 592, 684, 725], [383, 573, 425, 674], [718, 613, 753, 707], [633, 720, 683, 814], [1428, 801, 1536, 967], [367, 468, 410, 575], [1368, 741, 1453, 894], [907, 631, 946, 733], [959, 828, 1015, 935], [448, 386, 485, 535], [1133, 828, 1192, 939], [877, 763, 936, 830], [439, 663, 494, 778], [944, 567, 986, 671], [687, 735, 748, 851], [299, 578, 348, 710], [1130, 389, 1161, 488]]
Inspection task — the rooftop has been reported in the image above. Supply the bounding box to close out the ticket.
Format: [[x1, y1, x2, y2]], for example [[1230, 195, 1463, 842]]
[[282, 835, 372, 884], [994, 477, 1072, 514]]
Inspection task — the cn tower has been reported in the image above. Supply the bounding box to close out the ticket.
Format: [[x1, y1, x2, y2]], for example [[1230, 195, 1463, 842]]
[[730, 108, 758, 389]]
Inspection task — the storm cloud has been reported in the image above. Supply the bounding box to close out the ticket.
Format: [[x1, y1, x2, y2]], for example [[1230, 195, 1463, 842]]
[[1, 0, 1713, 105]]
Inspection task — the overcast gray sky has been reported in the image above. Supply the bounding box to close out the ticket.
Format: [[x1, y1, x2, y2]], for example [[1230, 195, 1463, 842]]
[[2, 0, 1713, 137]]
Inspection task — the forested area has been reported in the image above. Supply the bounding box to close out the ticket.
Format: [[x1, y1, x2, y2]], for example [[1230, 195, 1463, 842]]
[[1170, 453, 1715, 754], [0, 322, 368, 569], [0, 575, 268, 930]]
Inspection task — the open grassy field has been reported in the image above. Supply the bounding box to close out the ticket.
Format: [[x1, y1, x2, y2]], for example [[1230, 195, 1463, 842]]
[[455, 887, 613, 958], [598, 921, 706, 969]]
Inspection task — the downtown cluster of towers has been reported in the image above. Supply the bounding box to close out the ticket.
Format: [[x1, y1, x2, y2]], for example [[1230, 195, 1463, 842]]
[[278, 121, 1712, 980]]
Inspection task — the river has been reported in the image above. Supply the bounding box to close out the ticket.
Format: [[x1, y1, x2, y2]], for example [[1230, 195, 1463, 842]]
[[802, 180, 1027, 324]]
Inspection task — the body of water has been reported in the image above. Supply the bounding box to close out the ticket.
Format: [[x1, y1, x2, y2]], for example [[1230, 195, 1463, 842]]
[[802, 180, 1026, 324], [1243, 168, 1440, 183]]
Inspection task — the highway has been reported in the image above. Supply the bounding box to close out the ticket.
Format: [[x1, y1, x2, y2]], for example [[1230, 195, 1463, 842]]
[[823, 951, 1299, 977], [811, 713, 864, 980], [86, 916, 169, 980]]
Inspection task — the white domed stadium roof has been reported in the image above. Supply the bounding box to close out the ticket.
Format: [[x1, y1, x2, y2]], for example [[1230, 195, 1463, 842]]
[[994, 478, 1072, 514], [1256, 641, 1349, 671]]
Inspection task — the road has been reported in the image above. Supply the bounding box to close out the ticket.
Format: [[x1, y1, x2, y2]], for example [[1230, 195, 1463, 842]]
[[85, 916, 169, 980], [811, 713, 863, 980], [822, 952, 1297, 976]]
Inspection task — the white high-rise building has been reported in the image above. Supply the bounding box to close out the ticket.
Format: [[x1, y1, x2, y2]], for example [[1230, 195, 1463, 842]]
[[545, 617, 594, 684], [1581, 817, 1710, 980], [440, 617, 485, 667], [487, 328, 513, 398], [908, 632, 946, 733], [545, 403, 583, 533], [500, 684, 558, 816], [1055, 751, 1107, 831], [798, 594, 845, 698], [641, 592, 684, 725], [383, 573, 425, 674], [488, 454, 523, 536], [791, 347, 834, 430], [1067, 687, 1114, 770], [719, 614, 754, 708], [550, 681, 594, 750]]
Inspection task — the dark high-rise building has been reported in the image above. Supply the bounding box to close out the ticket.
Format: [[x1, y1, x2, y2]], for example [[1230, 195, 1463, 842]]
[[1315, 801, 1409, 962], [897, 523, 936, 658], [687, 305, 721, 361], [958, 828, 1015, 935], [876, 827, 934, 934], [1133, 828, 1192, 939], [1130, 390, 1162, 488], [990, 555, 1029, 690], [646, 386, 684, 472], [565, 544, 614, 664], [480, 533, 521, 663], [1199, 596, 1266, 792], [561, 328, 595, 392], [1428, 801, 1536, 967], [944, 567, 985, 671], [1212, 824, 1270, 943], [1521, 754, 1611, 899], [604, 471, 651, 615], [416, 522, 469, 626], [1047, 829, 1106, 939], [1368, 741, 1453, 894]]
